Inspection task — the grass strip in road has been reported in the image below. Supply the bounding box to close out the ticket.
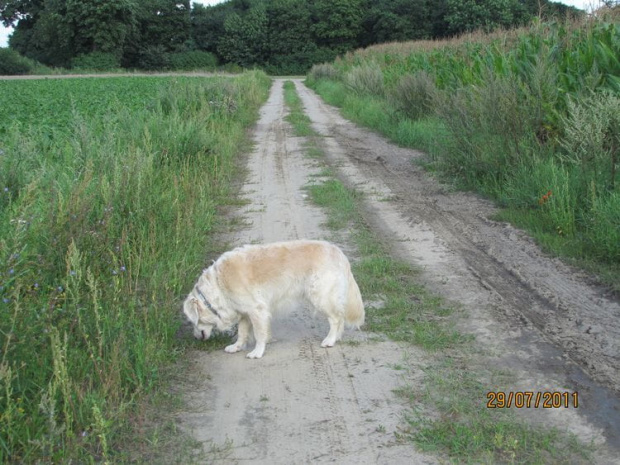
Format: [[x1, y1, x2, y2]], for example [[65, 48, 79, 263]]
[[282, 80, 591, 464]]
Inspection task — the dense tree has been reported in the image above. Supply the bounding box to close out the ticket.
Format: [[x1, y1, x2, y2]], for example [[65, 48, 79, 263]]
[[2, 0, 587, 72], [135, 0, 191, 52], [3, 0, 138, 66], [445, 0, 521, 35], [0, 0, 44, 27], [122, 0, 191, 68], [265, 0, 317, 73], [361, 0, 431, 46], [312, 0, 365, 53], [64, 0, 137, 57], [217, 4, 268, 67], [191, 2, 229, 55]]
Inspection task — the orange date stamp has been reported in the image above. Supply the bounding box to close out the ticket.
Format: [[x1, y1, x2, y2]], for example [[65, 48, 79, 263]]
[[486, 391, 579, 409]]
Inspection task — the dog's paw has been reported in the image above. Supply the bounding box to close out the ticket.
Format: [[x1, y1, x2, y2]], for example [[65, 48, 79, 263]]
[[321, 338, 336, 348], [224, 344, 241, 353], [246, 349, 264, 359]]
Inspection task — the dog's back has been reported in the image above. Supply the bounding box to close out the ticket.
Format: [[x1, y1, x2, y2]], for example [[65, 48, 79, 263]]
[[216, 240, 363, 317]]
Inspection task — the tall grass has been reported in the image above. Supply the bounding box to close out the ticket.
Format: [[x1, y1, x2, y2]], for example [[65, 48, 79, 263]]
[[307, 19, 620, 286], [0, 71, 271, 462]]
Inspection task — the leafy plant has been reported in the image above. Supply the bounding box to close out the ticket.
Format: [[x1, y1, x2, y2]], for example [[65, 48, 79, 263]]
[[344, 62, 385, 96], [390, 71, 437, 120], [0, 71, 271, 462], [71, 52, 120, 71], [0, 48, 35, 75], [169, 51, 218, 71]]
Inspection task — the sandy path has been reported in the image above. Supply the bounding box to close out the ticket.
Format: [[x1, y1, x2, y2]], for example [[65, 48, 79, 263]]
[[177, 80, 436, 464], [292, 79, 620, 461], [177, 78, 620, 464]]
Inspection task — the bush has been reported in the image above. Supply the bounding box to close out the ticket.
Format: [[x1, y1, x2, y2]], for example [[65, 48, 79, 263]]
[[169, 51, 218, 71], [344, 62, 385, 96], [137, 45, 171, 71], [390, 71, 437, 120], [220, 62, 244, 74], [308, 63, 341, 81], [560, 90, 620, 192], [585, 192, 620, 262], [0, 48, 34, 75], [434, 72, 538, 184], [71, 52, 120, 71]]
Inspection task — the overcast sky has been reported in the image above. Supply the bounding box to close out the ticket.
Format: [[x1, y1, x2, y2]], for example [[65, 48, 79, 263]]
[[0, 0, 603, 48]]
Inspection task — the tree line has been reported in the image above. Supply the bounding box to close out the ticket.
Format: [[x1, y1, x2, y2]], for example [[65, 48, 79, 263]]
[[1, 0, 583, 74]]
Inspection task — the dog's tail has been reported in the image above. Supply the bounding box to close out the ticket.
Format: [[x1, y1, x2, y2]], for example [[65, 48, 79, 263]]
[[345, 268, 365, 327]]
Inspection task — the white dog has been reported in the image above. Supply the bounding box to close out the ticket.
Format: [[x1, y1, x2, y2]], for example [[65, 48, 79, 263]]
[[183, 240, 365, 359]]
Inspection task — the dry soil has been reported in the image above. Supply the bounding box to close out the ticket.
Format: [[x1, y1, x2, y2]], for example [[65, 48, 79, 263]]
[[177, 79, 620, 464]]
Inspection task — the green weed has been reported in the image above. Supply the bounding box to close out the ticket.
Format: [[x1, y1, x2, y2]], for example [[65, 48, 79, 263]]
[[283, 80, 314, 136], [0, 71, 271, 462], [404, 361, 591, 464]]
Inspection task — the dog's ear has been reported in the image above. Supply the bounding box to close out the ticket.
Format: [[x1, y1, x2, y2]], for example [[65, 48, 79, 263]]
[[183, 297, 200, 326]]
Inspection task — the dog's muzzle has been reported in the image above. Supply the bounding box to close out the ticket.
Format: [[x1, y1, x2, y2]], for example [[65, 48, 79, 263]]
[[193, 325, 213, 340]]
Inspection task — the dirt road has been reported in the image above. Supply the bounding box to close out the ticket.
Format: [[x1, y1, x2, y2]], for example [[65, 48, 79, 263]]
[[178, 79, 620, 463]]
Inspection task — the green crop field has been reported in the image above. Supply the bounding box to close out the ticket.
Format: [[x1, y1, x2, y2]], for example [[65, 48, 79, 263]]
[[0, 72, 271, 462], [307, 19, 620, 289], [0, 78, 164, 133]]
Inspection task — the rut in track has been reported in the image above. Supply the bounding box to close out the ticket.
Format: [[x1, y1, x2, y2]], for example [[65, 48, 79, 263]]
[[177, 79, 620, 464], [177, 80, 435, 464]]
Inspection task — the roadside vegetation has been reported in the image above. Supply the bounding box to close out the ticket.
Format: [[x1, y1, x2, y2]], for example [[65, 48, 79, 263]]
[[0, 71, 271, 462], [283, 80, 591, 463], [306, 18, 620, 291]]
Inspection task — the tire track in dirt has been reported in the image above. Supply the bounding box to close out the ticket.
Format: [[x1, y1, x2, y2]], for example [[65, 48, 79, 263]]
[[177, 80, 436, 464], [293, 79, 620, 461]]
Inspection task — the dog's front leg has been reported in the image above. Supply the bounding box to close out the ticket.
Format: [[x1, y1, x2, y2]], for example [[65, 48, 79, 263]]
[[246, 308, 270, 359], [225, 317, 251, 353]]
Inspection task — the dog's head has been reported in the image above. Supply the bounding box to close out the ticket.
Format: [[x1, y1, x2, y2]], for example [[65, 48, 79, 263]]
[[183, 271, 222, 340], [183, 293, 217, 340]]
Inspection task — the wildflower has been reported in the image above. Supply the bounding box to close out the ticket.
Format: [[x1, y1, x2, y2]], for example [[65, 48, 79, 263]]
[[3, 187, 8, 193], [9, 268, 14, 275], [120, 266, 126, 272], [2, 298, 9, 304], [112, 269, 118, 275], [57, 286, 64, 292], [538, 189, 553, 206], [70, 270, 76, 276]]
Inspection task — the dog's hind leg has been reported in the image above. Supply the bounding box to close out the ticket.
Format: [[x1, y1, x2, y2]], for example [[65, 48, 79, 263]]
[[313, 284, 346, 348], [321, 316, 344, 348], [246, 306, 271, 359], [225, 317, 251, 353]]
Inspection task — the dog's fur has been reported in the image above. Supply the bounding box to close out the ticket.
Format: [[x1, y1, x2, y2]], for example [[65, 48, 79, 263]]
[[183, 240, 365, 359]]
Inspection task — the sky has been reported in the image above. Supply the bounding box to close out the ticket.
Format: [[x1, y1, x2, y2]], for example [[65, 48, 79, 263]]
[[0, 0, 602, 48]]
